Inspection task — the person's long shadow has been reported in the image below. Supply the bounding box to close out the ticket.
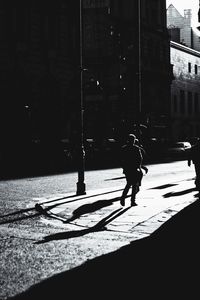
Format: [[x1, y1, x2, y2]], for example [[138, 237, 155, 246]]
[[64, 196, 121, 222], [34, 195, 121, 222], [0, 189, 123, 225], [0, 194, 80, 225], [10, 198, 200, 300], [35, 206, 130, 244]]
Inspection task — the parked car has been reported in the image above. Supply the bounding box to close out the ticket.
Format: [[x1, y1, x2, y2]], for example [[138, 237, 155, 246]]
[[165, 141, 191, 159]]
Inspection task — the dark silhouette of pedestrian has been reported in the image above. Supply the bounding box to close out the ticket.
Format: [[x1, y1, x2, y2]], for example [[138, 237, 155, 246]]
[[188, 138, 200, 190], [135, 138, 148, 185], [120, 134, 143, 206]]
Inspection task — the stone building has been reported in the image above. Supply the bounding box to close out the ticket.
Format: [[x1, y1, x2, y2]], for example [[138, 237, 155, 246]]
[[167, 4, 200, 51], [170, 41, 200, 140], [166, 4, 200, 141]]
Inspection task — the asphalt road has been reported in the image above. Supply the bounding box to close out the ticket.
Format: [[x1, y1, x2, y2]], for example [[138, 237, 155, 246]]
[[0, 160, 197, 299]]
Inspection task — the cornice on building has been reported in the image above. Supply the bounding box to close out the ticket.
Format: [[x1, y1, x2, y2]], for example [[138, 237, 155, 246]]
[[170, 40, 200, 57]]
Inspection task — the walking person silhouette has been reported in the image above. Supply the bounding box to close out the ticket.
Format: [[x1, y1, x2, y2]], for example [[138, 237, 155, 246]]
[[188, 138, 200, 191], [120, 134, 143, 206]]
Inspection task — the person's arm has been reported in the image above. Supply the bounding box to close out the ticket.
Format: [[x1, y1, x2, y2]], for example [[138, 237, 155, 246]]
[[136, 147, 143, 169], [141, 165, 148, 174]]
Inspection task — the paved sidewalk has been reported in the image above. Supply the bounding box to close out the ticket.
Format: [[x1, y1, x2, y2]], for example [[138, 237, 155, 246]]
[[10, 176, 200, 299], [35, 175, 198, 243]]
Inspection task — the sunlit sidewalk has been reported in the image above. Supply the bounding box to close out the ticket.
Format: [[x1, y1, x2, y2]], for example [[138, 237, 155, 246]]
[[35, 176, 198, 242]]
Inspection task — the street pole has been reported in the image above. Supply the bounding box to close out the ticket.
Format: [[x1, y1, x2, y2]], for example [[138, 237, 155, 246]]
[[138, 0, 142, 115], [136, 0, 142, 141], [76, 0, 86, 195]]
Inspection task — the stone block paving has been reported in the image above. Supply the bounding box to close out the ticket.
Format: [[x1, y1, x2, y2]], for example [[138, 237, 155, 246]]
[[36, 177, 198, 241]]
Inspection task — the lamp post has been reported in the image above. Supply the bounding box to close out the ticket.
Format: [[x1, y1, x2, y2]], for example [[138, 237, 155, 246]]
[[135, 0, 142, 141], [138, 0, 142, 115], [76, 0, 86, 195]]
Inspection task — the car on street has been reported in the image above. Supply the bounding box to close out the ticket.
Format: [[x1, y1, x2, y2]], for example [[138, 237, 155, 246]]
[[165, 141, 191, 159]]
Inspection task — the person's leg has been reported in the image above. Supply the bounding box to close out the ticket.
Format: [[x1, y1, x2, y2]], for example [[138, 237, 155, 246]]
[[130, 184, 138, 206], [120, 181, 131, 206], [138, 169, 143, 187]]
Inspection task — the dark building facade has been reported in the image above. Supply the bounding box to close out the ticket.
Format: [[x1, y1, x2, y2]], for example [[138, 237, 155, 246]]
[[81, 0, 173, 143], [0, 0, 172, 169]]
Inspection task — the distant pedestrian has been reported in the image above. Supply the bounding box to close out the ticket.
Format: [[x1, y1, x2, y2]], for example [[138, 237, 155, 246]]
[[135, 138, 148, 185], [135, 138, 145, 155], [120, 134, 143, 206], [188, 138, 200, 190]]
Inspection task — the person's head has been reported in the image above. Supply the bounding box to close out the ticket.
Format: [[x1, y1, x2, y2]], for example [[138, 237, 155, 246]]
[[127, 134, 136, 144]]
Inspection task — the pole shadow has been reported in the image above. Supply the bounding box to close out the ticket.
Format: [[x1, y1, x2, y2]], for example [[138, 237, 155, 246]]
[[34, 196, 121, 223], [35, 206, 131, 244], [0, 189, 123, 224], [0, 194, 78, 220], [37, 188, 123, 206], [9, 199, 200, 300], [163, 187, 196, 198]]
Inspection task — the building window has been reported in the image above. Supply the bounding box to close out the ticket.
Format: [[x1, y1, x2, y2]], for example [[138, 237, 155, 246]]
[[195, 64, 198, 74], [180, 90, 185, 114], [188, 62, 191, 73]]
